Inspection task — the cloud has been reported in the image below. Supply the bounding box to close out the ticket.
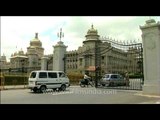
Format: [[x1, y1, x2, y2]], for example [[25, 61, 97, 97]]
[[1, 16, 160, 62]]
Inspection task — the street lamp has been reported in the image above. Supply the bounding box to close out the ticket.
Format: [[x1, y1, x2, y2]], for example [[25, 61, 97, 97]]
[[20, 59, 25, 73], [20, 59, 26, 88], [63, 54, 66, 73], [46, 56, 52, 71]]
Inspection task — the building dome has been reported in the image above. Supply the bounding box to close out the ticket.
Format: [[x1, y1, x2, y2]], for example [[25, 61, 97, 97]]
[[14, 52, 17, 56], [18, 48, 24, 55], [84, 24, 100, 43], [87, 24, 98, 35], [30, 33, 42, 47]]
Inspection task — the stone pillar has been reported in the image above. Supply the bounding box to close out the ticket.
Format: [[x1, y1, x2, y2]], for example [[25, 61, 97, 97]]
[[140, 19, 160, 96], [41, 56, 48, 70], [53, 41, 67, 71], [28, 53, 38, 68]]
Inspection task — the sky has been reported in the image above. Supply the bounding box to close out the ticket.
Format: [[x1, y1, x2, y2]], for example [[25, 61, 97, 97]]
[[1, 16, 160, 62]]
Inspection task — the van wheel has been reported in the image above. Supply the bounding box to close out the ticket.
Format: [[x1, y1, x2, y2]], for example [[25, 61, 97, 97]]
[[40, 86, 46, 93], [60, 84, 66, 91], [80, 83, 85, 87], [32, 88, 37, 93], [33, 89, 37, 93]]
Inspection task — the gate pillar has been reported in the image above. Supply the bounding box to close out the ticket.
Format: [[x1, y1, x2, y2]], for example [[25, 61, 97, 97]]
[[140, 19, 160, 96], [41, 56, 48, 70]]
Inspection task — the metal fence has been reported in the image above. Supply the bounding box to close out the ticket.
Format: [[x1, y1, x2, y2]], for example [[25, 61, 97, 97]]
[[0, 71, 31, 90], [98, 78, 143, 90], [95, 38, 143, 90]]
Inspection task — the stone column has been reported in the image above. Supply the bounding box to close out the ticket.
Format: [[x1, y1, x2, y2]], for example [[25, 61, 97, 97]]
[[41, 56, 48, 70], [140, 19, 160, 96], [53, 41, 67, 71], [28, 53, 38, 68]]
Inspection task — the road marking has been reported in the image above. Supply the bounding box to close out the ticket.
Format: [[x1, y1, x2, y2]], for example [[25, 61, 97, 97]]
[[51, 91, 74, 95]]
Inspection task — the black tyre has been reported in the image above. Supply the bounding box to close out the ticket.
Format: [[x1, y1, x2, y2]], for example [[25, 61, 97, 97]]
[[40, 86, 46, 93], [89, 81, 94, 87], [60, 84, 66, 91], [80, 83, 85, 87], [33, 88, 37, 93]]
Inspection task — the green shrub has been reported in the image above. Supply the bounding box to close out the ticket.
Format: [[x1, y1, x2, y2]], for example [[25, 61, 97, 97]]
[[3, 75, 29, 85], [129, 74, 144, 79], [3, 73, 88, 85], [67, 73, 83, 84], [0, 76, 4, 85]]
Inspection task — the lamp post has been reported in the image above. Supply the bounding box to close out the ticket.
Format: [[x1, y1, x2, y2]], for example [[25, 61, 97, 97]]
[[46, 60, 48, 70], [63, 54, 66, 73], [95, 41, 99, 88], [20, 59, 25, 88], [57, 28, 64, 41], [94, 39, 102, 88], [21, 59, 25, 73], [46, 56, 52, 70]]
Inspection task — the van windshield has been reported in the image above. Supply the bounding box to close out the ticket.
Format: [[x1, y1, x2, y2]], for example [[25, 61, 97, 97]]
[[59, 72, 66, 78], [30, 72, 36, 78]]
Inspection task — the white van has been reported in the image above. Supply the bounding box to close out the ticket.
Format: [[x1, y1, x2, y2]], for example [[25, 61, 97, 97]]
[[28, 70, 70, 93]]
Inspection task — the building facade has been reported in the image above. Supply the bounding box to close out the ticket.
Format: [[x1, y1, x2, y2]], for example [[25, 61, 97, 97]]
[[2, 33, 44, 72], [0, 54, 10, 69], [65, 25, 142, 75], [1, 25, 142, 75]]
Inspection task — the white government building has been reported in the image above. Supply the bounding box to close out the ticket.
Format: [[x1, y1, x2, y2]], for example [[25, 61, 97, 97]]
[[0, 25, 141, 75]]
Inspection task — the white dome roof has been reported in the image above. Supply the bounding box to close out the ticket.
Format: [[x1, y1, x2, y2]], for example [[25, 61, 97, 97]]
[[87, 24, 98, 35], [30, 33, 42, 47]]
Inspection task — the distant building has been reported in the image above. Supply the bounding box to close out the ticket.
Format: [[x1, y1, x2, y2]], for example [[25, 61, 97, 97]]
[[0, 54, 10, 69], [10, 49, 28, 69], [1, 25, 141, 75], [65, 25, 141, 75], [8, 33, 44, 72]]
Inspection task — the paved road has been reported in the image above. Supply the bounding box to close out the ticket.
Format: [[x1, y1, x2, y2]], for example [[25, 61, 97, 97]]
[[1, 86, 160, 104]]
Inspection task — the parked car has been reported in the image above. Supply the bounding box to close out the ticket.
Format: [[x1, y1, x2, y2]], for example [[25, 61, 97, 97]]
[[100, 74, 127, 87]]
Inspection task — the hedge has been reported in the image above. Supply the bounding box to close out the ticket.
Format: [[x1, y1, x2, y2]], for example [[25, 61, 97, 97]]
[[1, 72, 102, 85], [2, 75, 29, 85], [129, 74, 144, 79], [67, 73, 84, 84], [0, 76, 4, 85], [1, 74, 84, 85]]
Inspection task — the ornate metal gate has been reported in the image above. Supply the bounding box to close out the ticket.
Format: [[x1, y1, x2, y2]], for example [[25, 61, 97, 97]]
[[95, 38, 143, 90]]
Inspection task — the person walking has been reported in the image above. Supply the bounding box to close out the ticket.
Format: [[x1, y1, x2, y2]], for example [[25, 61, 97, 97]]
[[125, 71, 129, 86]]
